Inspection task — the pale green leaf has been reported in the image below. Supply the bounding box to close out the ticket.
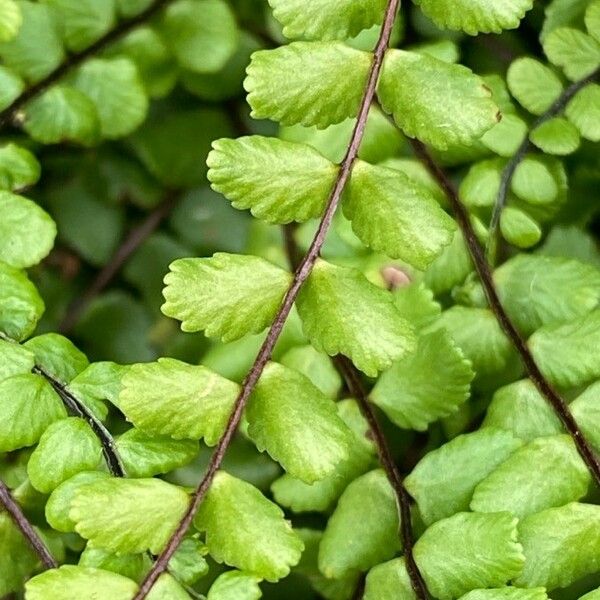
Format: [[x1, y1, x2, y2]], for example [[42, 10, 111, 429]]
[[146, 575, 192, 600], [116, 428, 198, 478], [460, 158, 504, 209], [0, 192, 56, 268], [392, 282, 441, 331], [0, 143, 39, 191], [70, 478, 189, 555], [319, 469, 400, 578], [207, 571, 262, 600], [0, 1, 64, 83], [207, 136, 337, 224], [116, 0, 152, 16], [511, 156, 558, 205], [25, 566, 138, 600], [0, 338, 34, 380], [482, 379, 562, 442], [371, 329, 473, 431], [566, 83, 600, 141], [543, 27, 600, 80], [415, 512, 525, 599], [46, 471, 110, 532], [500, 207, 542, 249], [79, 547, 146, 582], [481, 113, 528, 157], [378, 49, 499, 150], [471, 435, 590, 518], [160, 0, 238, 74], [268, 0, 386, 40], [587, 0, 600, 41], [247, 362, 351, 483], [541, 0, 589, 39], [529, 309, 600, 387], [245, 42, 372, 128], [296, 259, 416, 376], [25, 333, 88, 383], [515, 503, 600, 589], [0, 373, 66, 451], [507, 57, 563, 115], [0, 0, 21, 42], [72, 57, 148, 139], [194, 471, 304, 581], [413, 0, 533, 34], [118, 358, 239, 445], [23, 85, 100, 146], [0, 512, 39, 596], [424, 229, 474, 295], [43, 0, 116, 52], [363, 558, 415, 600], [571, 381, 600, 453], [27, 417, 102, 493], [162, 254, 292, 342], [344, 160, 455, 269], [459, 588, 548, 600], [405, 428, 522, 525], [0, 65, 24, 109], [530, 117, 581, 155], [168, 538, 209, 586], [494, 254, 600, 335]]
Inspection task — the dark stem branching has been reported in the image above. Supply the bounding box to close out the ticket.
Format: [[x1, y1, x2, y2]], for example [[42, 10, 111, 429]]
[[0, 0, 175, 129], [409, 138, 600, 487], [59, 190, 180, 334], [133, 2, 402, 597], [487, 66, 600, 262], [0, 479, 57, 570]]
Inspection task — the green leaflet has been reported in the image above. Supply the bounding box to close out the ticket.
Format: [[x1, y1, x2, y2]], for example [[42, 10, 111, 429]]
[[588, 0, 600, 41], [296, 259, 416, 376], [160, 0, 238, 74], [500, 207, 542, 249], [344, 161, 456, 269], [207, 136, 338, 224], [168, 538, 209, 586], [530, 117, 581, 155], [25, 566, 138, 600], [118, 358, 239, 444], [116, 428, 198, 478], [378, 49, 499, 150], [424, 229, 474, 295], [46, 471, 110, 532], [318, 469, 400, 578], [414, 512, 525, 599], [44, 0, 116, 52], [70, 478, 189, 555], [543, 27, 600, 80], [27, 417, 102, 493], [392, 282, 441, 331], [516, 503, 600, 589], [72, 57, 148, 139], [245, 42, 372, 128], [413, 0, 533, 34], [371, 329, 474, 431], [163, 254, 292, 342], [0, 373, 66, 452], [566, 84, 600, 142], [529, 309, 600, 387], [0, 0, 21, 43], [0, 143, 40, 191], [460, 157, 504, 209], [0, 65, 23, 110], [0, 192, 56, 268], [247, 362, 352, 483], [581, 590, 600, 600], [207, 571, 262, 600], [363, 558, 415, 600], [194, 471, 304, 581], [458, 588, 548, 600], [493, 254, 600, 335], [0, 512, 39, 596], [471, 435, 591, 518], [571, 381, 600, 453], [271, 399, 376, 513], [0, 1, 65, 83], [25, 333, 89, 383], [507, 57, 563, 115], [482, 379, 562, 442], [269, 0, 386, 41], [0, 338, 35, 380], [23, 85, 101, 146], [481, 113, 528, 157], [0, 262, 45, 340], [79, 546, 147, 582], [404, 428, 522, 525]]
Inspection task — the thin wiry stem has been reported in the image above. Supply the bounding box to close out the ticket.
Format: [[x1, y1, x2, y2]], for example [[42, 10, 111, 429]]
[[487, 66, 600, 263], [410, 138, 600, 488], [33, 366, 126, 477], [0, 479, 57, 570], [59, 190, 180, 334], [282, 226, 428, 599], [0, 0, 175, 129], [133, 2, 402, 596]]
